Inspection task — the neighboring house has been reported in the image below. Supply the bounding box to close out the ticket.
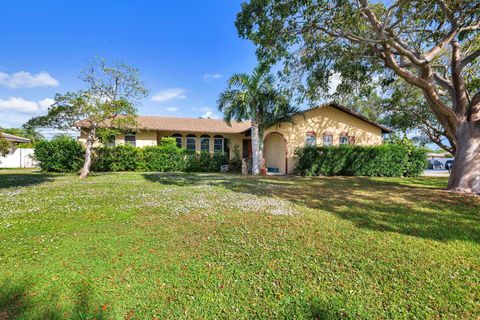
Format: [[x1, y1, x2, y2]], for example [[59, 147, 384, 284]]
[[0, 132, 35, 168], [1, 132, 31, 153], [77, 102, 391, 174]]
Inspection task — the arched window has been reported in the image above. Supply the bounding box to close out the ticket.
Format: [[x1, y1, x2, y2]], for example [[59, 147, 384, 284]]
[[186, 134, 196, 151], [172, 133, 182, 148], [339, 132, 349, 145], [323, 132, 333, 146], [305, 131, 316, 146], [200, 134, 210, 152], [214, 135, 224, 153]]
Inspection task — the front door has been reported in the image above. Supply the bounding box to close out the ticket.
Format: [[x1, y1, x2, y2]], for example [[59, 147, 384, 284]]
[[242, 139, 252, 158]]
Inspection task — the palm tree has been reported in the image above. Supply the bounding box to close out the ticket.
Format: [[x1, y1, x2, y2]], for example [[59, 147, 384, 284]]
[[218, 66, 299, 175]]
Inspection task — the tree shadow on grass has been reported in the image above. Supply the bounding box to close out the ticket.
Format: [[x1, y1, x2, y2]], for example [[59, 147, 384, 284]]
[[0, 279, 110, 320], [142, 173, 480, 244], [0, 173, 54, 189]]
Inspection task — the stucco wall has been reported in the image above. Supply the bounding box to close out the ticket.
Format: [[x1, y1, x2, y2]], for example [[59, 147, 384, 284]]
[[264, 105, 384, 173], [157, 131, 245, 159]]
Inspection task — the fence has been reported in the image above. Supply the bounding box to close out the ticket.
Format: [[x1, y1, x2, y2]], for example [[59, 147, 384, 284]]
[[0, 148, 36, 168]]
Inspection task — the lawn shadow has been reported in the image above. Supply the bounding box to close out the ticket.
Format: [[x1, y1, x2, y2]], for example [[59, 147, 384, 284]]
[[0, 173, 54, 189], [143, 173, 480, 244], [0, 279, 110, 320]]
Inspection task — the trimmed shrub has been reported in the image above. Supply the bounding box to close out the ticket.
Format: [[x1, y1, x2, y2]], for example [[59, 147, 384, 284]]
[[294, 142, 427, 177], [94, 145, 144, 172], [143, 138, 186, 172], [34, 136, 85, 172], [92, 138, 229, 173]]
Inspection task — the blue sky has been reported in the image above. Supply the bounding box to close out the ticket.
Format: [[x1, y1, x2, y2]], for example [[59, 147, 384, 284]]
[[0, 0, 259, 132]]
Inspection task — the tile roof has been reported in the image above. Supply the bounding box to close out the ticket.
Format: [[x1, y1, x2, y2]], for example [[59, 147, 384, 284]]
[[76, 116, 251, 134], [0, 132, 31, 143], [75, 102, 391, 134]]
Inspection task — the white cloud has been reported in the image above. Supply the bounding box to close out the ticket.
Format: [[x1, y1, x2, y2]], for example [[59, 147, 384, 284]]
[[328, 72, 342, 95], [0, 97, 54, 113], [0, 71, 59, 88], [165, 107, 178, 112], [203, 73, 222, 82], [38, 98, 55, 111], [151, 88, 187, 102], [199, 107, 219, 119]]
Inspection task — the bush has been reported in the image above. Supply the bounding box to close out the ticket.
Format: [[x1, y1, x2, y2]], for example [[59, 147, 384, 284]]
[[94, 145, 144, 172], [92, 138, 229, 173], [294, 141, 427, 177], [34, 136, 85, 172], [143, 138, 186, 172]]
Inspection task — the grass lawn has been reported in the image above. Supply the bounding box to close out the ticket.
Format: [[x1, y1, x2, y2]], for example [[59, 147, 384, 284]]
[[1, 170, 479, 319]]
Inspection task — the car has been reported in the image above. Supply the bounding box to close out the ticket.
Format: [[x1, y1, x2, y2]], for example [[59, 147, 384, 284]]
[[445, 159, 454, 171], [428, 159, 444, 170]]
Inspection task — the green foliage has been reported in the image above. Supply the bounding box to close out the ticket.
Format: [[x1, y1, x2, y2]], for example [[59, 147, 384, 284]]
[[0, 137, 9, 157], [1, 171, 478, 319], [295, 142, 427, 177], [93, 140, 228, 173], [94, 145, 143, 172], [34, 136, 85, 172], [143, 138, 187, 172], [228, 145, 243, 172]]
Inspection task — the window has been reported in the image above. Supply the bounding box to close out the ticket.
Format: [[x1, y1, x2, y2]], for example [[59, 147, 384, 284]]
[[323, 134, 333, 146], [214, 135, 224, 153], [124, 134, 136, 147], [339, 135, 349, 145], [348, 136, 356, 145], [172, 134, 182, 148], [186, 134, 196, 151], [305, 132, 316, 146], [200, 135, 210, 152], [104, 135, 116, 147]]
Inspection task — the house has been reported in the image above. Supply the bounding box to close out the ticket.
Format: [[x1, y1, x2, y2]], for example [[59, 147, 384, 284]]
[[77, 102, 391, 174], [1, 132, 31, 153], [0, 132, 34, 168]]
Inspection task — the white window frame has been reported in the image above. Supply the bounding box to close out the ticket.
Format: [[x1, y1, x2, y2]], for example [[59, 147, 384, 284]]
[[323, 134, 333, 146], [339, 135, 349, 145], [186, 136, 196, 151], [305, 132, 316, 146], [200, 136, 210, 152], [213, 137, 224, 153], [172, 134, 182, 148], [124, 134, 136, 147]]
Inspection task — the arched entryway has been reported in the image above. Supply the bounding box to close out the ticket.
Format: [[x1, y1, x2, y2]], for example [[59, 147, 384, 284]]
[[263, 132, 287, 174]]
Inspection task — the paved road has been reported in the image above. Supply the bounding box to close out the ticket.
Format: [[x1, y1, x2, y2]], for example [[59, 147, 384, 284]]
[[423, 169, 450, 177]]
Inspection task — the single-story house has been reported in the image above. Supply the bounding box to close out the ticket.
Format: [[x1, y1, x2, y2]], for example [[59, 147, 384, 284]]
[[77, 102, 391, 174], [1, 132, 31, 154]]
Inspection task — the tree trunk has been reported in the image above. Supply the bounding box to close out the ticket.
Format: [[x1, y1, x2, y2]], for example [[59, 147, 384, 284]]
[[447, 123, 480, 194], [79, 129, 95, 179], [258, 128, 265, 174], [251, 122, 260, 175]]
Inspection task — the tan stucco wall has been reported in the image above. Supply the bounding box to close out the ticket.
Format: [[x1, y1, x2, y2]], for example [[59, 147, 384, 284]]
[[264, 133, 287, 174], [78, 130, 158, 147], [157, 131, 244, 159], [264, 106, 384, 173], [77, 107, 384, 173]]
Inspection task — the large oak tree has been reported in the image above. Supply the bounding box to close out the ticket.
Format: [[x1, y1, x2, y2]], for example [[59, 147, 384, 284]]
[[236, 0, 480, 194]]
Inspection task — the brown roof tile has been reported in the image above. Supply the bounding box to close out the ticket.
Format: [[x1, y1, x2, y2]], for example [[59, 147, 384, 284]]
[[0, 132, 31, 143], [76, 116, 251, 134]]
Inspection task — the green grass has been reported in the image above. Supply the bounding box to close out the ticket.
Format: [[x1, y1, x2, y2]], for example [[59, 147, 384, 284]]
[[0, 170, 479, 319]]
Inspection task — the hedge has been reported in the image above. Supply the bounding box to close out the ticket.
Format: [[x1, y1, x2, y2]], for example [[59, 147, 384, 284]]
[[34, 135, 85, 172], [294, 141, 427, 177], [92, 137, 230, 173]]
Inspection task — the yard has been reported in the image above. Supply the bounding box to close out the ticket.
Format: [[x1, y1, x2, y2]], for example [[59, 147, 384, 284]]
[[0, 170, 479, 319]]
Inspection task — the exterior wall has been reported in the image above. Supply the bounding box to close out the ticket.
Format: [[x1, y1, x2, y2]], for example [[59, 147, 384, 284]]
[[0, 148, 36, 168], [157, 131, 245, 159], [264, 133, 287, 174], [78, 130, 157, 147], [264, 105, 384, 173]]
